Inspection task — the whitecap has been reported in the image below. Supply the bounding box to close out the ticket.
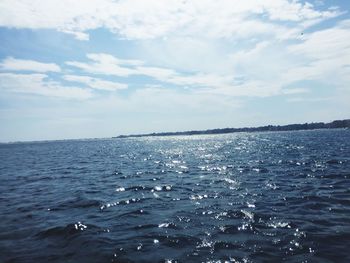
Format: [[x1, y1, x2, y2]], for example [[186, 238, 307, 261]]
[[267, 221, 290, 229], [116, 187, 125, 192], [247, 202, 255, 208], [158, 223, 170, 228], [241, 209, 254, 220], [74, 222, 87, 231], [154, 186, 162, 191]]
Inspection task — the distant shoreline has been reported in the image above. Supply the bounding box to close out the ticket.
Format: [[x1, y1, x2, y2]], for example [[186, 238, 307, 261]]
[[2, 119, 349, 144], [115, 119, 350, 139]]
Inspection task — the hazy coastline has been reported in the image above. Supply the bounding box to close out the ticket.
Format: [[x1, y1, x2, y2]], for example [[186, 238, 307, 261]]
[[116, 119, 350, 138]]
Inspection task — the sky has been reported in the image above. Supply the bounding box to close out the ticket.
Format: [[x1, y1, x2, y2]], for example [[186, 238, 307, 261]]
[[0, 0, 349, 142]]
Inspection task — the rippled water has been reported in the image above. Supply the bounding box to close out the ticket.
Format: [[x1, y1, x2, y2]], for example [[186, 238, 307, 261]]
[[1, 129, 350, 262]]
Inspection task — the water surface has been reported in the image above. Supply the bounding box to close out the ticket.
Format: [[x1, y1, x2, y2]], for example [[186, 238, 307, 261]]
[[1, 129, 350, 262]]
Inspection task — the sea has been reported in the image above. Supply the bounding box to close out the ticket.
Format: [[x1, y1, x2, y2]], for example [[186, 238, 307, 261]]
[[0, 129, 349, 263]]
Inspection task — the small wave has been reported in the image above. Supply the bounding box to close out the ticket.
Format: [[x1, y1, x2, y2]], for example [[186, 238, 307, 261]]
[[240, 209, 254, 221], [131, 224, 158, 230], [100, 198, 143, 210], [267, 221, 291, 229], [36, 222, 101, 239], [158, 222, 177, 229], [190, 194, 208, 200], [119, 209, 148, 218], [151, 185, 172, 192], [49, 197, 101, 211], [326, 159, 344, 164]]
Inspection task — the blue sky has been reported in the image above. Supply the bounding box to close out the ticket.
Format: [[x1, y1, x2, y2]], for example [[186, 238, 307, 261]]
[[0, 0, 349, 142]]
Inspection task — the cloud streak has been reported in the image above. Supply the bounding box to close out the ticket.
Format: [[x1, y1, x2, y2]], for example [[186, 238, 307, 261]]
[[0, 57, 61, 72], [63, 75, 128, 91], [0, 73, 92, 99], [66, 53, 236, 89]]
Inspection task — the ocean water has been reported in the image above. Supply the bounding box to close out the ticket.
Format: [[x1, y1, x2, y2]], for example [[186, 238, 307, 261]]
[[1, 129, 350, 263]]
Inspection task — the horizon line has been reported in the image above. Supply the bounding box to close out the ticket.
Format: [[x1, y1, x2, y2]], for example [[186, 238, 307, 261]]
[[1, 118, 349, 144]]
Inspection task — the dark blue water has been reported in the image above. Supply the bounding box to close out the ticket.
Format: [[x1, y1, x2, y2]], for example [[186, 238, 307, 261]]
[[1, 129, 350, 262]]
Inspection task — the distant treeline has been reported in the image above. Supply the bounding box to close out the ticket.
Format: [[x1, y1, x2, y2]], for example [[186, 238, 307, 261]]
[[116, 119, 350, 138]]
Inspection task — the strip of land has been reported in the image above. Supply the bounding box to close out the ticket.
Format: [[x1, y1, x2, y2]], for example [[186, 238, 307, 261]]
[[115, 119, 350, 138]]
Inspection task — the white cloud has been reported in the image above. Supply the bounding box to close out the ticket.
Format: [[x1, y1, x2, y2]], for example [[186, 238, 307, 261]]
[[135, 37, 235, 74], [264, 1, 338, 21], [60, 30, 90, 41], [64, 12, 350, 99], [229, 41, 271, 70], [66, 53, 238, 90], [63, 50, 317, 98], [0, 73, 92, 99], [223, 17, 350, 98], [63, 75, 127, 91], [0, 0, 341, 40], [134, 65, 234, 88], [285, 19, 350, 84], [288, 19, 350, 60], [1, 1, 349, 142], [0, 57, 61, 72], [66, 53, 137, 76], [86, 53, 143, 66], [134, 66, 176, 80]]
